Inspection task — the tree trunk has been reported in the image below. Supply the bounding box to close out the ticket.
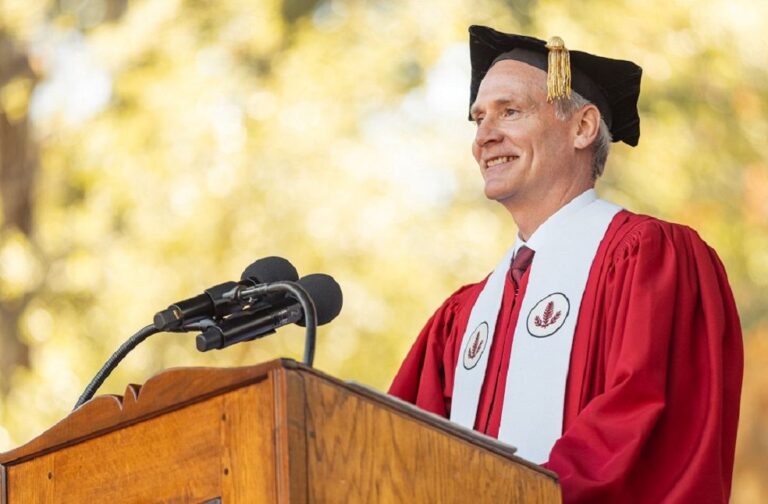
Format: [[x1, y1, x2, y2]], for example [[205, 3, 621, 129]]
[[0, 31, 40, 393]]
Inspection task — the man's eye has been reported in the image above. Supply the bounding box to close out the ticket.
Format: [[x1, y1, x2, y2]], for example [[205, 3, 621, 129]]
[[504, 108, 519, 117], [474, 117, 484, 126]]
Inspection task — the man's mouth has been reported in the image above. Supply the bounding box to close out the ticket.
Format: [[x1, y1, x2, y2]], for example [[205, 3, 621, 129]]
[[486, 155, 519, 168]]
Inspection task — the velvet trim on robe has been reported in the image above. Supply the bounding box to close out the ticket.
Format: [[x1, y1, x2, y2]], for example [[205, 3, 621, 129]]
[[388, 211, 743, 504]]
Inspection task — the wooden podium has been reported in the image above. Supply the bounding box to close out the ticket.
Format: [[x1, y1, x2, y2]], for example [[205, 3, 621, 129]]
[[0, 359, 560, 503]]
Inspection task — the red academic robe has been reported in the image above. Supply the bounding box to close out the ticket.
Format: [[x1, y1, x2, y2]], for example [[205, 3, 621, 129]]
[[389, 211, 743, 503]]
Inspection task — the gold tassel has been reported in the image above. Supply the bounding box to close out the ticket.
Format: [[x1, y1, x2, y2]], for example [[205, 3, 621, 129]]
[[546, 36, 571, 102]]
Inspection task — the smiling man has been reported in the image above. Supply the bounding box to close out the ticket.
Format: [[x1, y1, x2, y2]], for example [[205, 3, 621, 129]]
[[389, 26, 743, 503]]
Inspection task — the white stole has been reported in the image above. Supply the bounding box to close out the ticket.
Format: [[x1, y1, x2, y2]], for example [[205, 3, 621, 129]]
[[451, 190, 621, 462]]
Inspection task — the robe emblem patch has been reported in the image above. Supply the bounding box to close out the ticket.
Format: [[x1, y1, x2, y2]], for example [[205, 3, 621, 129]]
[[527, 293, 570, 338], [463, 322, 489, 370]]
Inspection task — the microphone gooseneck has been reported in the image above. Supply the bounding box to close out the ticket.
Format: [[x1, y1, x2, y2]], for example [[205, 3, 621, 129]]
[[74, 324, 160, 410]]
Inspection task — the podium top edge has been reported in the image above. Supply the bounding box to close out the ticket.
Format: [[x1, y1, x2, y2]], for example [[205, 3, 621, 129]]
[[0, 359, 297, 465]]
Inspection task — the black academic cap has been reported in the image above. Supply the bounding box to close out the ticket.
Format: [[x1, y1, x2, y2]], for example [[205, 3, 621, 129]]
[[468, 25, 643, 147]]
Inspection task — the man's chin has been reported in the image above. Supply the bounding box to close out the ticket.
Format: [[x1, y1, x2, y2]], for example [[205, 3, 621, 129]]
[[483, 185, 518, 204]]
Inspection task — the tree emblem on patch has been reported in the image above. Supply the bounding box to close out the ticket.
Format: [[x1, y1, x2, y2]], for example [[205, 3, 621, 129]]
[[463, 322, 489, 370], [527, 293, 570, 338], [535, 301, 561, 328]]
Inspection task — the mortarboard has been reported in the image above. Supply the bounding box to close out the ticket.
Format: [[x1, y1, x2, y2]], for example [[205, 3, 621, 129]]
[[468, 25, 643, 147]]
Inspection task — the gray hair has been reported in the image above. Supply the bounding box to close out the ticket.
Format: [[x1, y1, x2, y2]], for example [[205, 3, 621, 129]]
[[553, 92, 612, 179]]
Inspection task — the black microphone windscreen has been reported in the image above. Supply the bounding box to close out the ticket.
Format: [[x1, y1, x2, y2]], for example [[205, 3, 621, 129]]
[[295, 274, 343, 326], [241, 256, 299, 284]]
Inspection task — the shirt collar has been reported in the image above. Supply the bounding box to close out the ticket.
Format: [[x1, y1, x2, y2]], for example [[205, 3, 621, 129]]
[[513, 189, 597, 253]]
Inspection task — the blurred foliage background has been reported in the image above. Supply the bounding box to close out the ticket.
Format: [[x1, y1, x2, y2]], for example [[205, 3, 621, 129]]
[[0, 0, 765, 501]]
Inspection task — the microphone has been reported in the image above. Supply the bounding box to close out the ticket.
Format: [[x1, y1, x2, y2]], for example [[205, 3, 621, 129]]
[[196, 273, 343, 352], [153, 256, 299, 330]]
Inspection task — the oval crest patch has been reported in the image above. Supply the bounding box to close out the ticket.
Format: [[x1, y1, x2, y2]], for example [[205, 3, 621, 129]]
[[526, 293, 570, 338], [463, 322, 489, 370]]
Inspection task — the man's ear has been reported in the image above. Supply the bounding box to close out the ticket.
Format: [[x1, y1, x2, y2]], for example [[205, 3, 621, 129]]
[[573, 104, 601, 150]]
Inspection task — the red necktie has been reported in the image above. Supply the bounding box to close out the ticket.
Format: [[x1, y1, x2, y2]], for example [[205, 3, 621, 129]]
[[510, 246, 535, 289]]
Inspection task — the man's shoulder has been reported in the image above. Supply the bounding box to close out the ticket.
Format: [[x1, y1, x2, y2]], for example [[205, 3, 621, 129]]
[[611, 209, 701, 236], [606, 209, 717, 261], [440, 277, 489, 310]]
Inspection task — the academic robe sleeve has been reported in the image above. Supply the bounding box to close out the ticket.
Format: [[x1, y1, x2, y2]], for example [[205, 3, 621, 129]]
[[389, 283, 482, 417], [546, 219, 743, 503]]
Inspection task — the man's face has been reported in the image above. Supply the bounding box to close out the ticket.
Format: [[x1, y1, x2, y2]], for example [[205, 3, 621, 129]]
[[471, 59, 577, 207]]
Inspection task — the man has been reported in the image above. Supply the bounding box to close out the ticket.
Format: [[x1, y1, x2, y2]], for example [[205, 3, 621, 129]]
[[389, 26, 743, 503]]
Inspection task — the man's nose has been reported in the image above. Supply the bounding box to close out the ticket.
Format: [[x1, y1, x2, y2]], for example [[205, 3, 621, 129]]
[[474, 119, 503, 147]]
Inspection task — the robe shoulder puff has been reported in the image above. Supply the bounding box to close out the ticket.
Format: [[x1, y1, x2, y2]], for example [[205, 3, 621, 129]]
[[389, 210, 743, 504]]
